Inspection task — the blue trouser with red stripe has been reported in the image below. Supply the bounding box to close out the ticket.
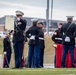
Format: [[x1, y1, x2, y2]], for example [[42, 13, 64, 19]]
[[62, 45, 75, 68], [13, 42, 24, 68]]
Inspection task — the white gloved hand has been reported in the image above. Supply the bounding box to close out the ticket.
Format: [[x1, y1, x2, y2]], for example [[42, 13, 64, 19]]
[[17, 18, 20, 21], [65, 36, 70, 42], [29, 34, 31, 37], [30, 36, 35, 40], [4, 52, 7, 55]]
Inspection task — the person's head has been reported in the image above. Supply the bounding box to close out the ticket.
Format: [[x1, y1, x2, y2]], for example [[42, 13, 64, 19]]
[[37, 22, 44, 28], [32, 21, 38, 26], [5, 31, 10, 37], [31, 19, 38, 26], [15, 10, 24, 18], [66, 16, 74, 23], [57, 22, 62, 29], [5, 30, 13, 37]]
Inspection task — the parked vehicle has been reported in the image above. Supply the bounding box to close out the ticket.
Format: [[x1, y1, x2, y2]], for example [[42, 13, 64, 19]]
[[0, 32, 6, 38], [44, 31, 54, 36]]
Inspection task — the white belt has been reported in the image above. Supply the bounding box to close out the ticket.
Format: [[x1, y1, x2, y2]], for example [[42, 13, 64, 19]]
[[55, 38, 62, 40], [39, 37, 44, 40]]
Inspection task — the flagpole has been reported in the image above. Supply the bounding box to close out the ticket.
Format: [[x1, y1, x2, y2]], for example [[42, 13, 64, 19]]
[[51, 0, 53, 26], [46, 0, 49, 35]]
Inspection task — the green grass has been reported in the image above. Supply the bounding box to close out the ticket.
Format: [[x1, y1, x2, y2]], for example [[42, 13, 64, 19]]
[[0, 68, 76, 75]]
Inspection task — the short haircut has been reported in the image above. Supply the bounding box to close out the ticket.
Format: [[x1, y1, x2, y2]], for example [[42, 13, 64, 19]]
[[58, 23, 63, 25], [37, 22, 44, 25], [32, 21, 38, 26]]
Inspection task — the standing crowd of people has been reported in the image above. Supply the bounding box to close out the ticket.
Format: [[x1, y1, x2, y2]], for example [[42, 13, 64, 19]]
[[3, 11, 45, 68], [3, 10, 76, 68], [52, 16, 76, 68]]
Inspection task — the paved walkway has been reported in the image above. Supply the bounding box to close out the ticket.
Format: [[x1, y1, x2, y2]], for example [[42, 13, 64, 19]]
[[44, 64, 54, 68]]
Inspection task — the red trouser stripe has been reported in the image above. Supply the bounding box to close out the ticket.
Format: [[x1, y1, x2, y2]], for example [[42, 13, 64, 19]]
[[22, 44, 24, 67]]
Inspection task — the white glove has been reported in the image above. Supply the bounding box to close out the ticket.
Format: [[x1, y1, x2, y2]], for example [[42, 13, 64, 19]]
[[4, 52, 7, 55], [53, 44, 57, 48], [30, 36, 35, 40], [17, 18, 20, 21], [29, 34, 31, 37]]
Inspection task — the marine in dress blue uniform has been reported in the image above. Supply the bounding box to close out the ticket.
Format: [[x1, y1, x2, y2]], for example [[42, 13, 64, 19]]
[[60, 16, 76, 68], [26, 20, 42, 68], [13, 11, 27, 68], [37, 22, 45, 68]]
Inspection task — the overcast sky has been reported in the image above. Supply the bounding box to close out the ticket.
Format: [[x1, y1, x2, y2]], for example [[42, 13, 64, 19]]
[[0, 0, 76, 20]]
